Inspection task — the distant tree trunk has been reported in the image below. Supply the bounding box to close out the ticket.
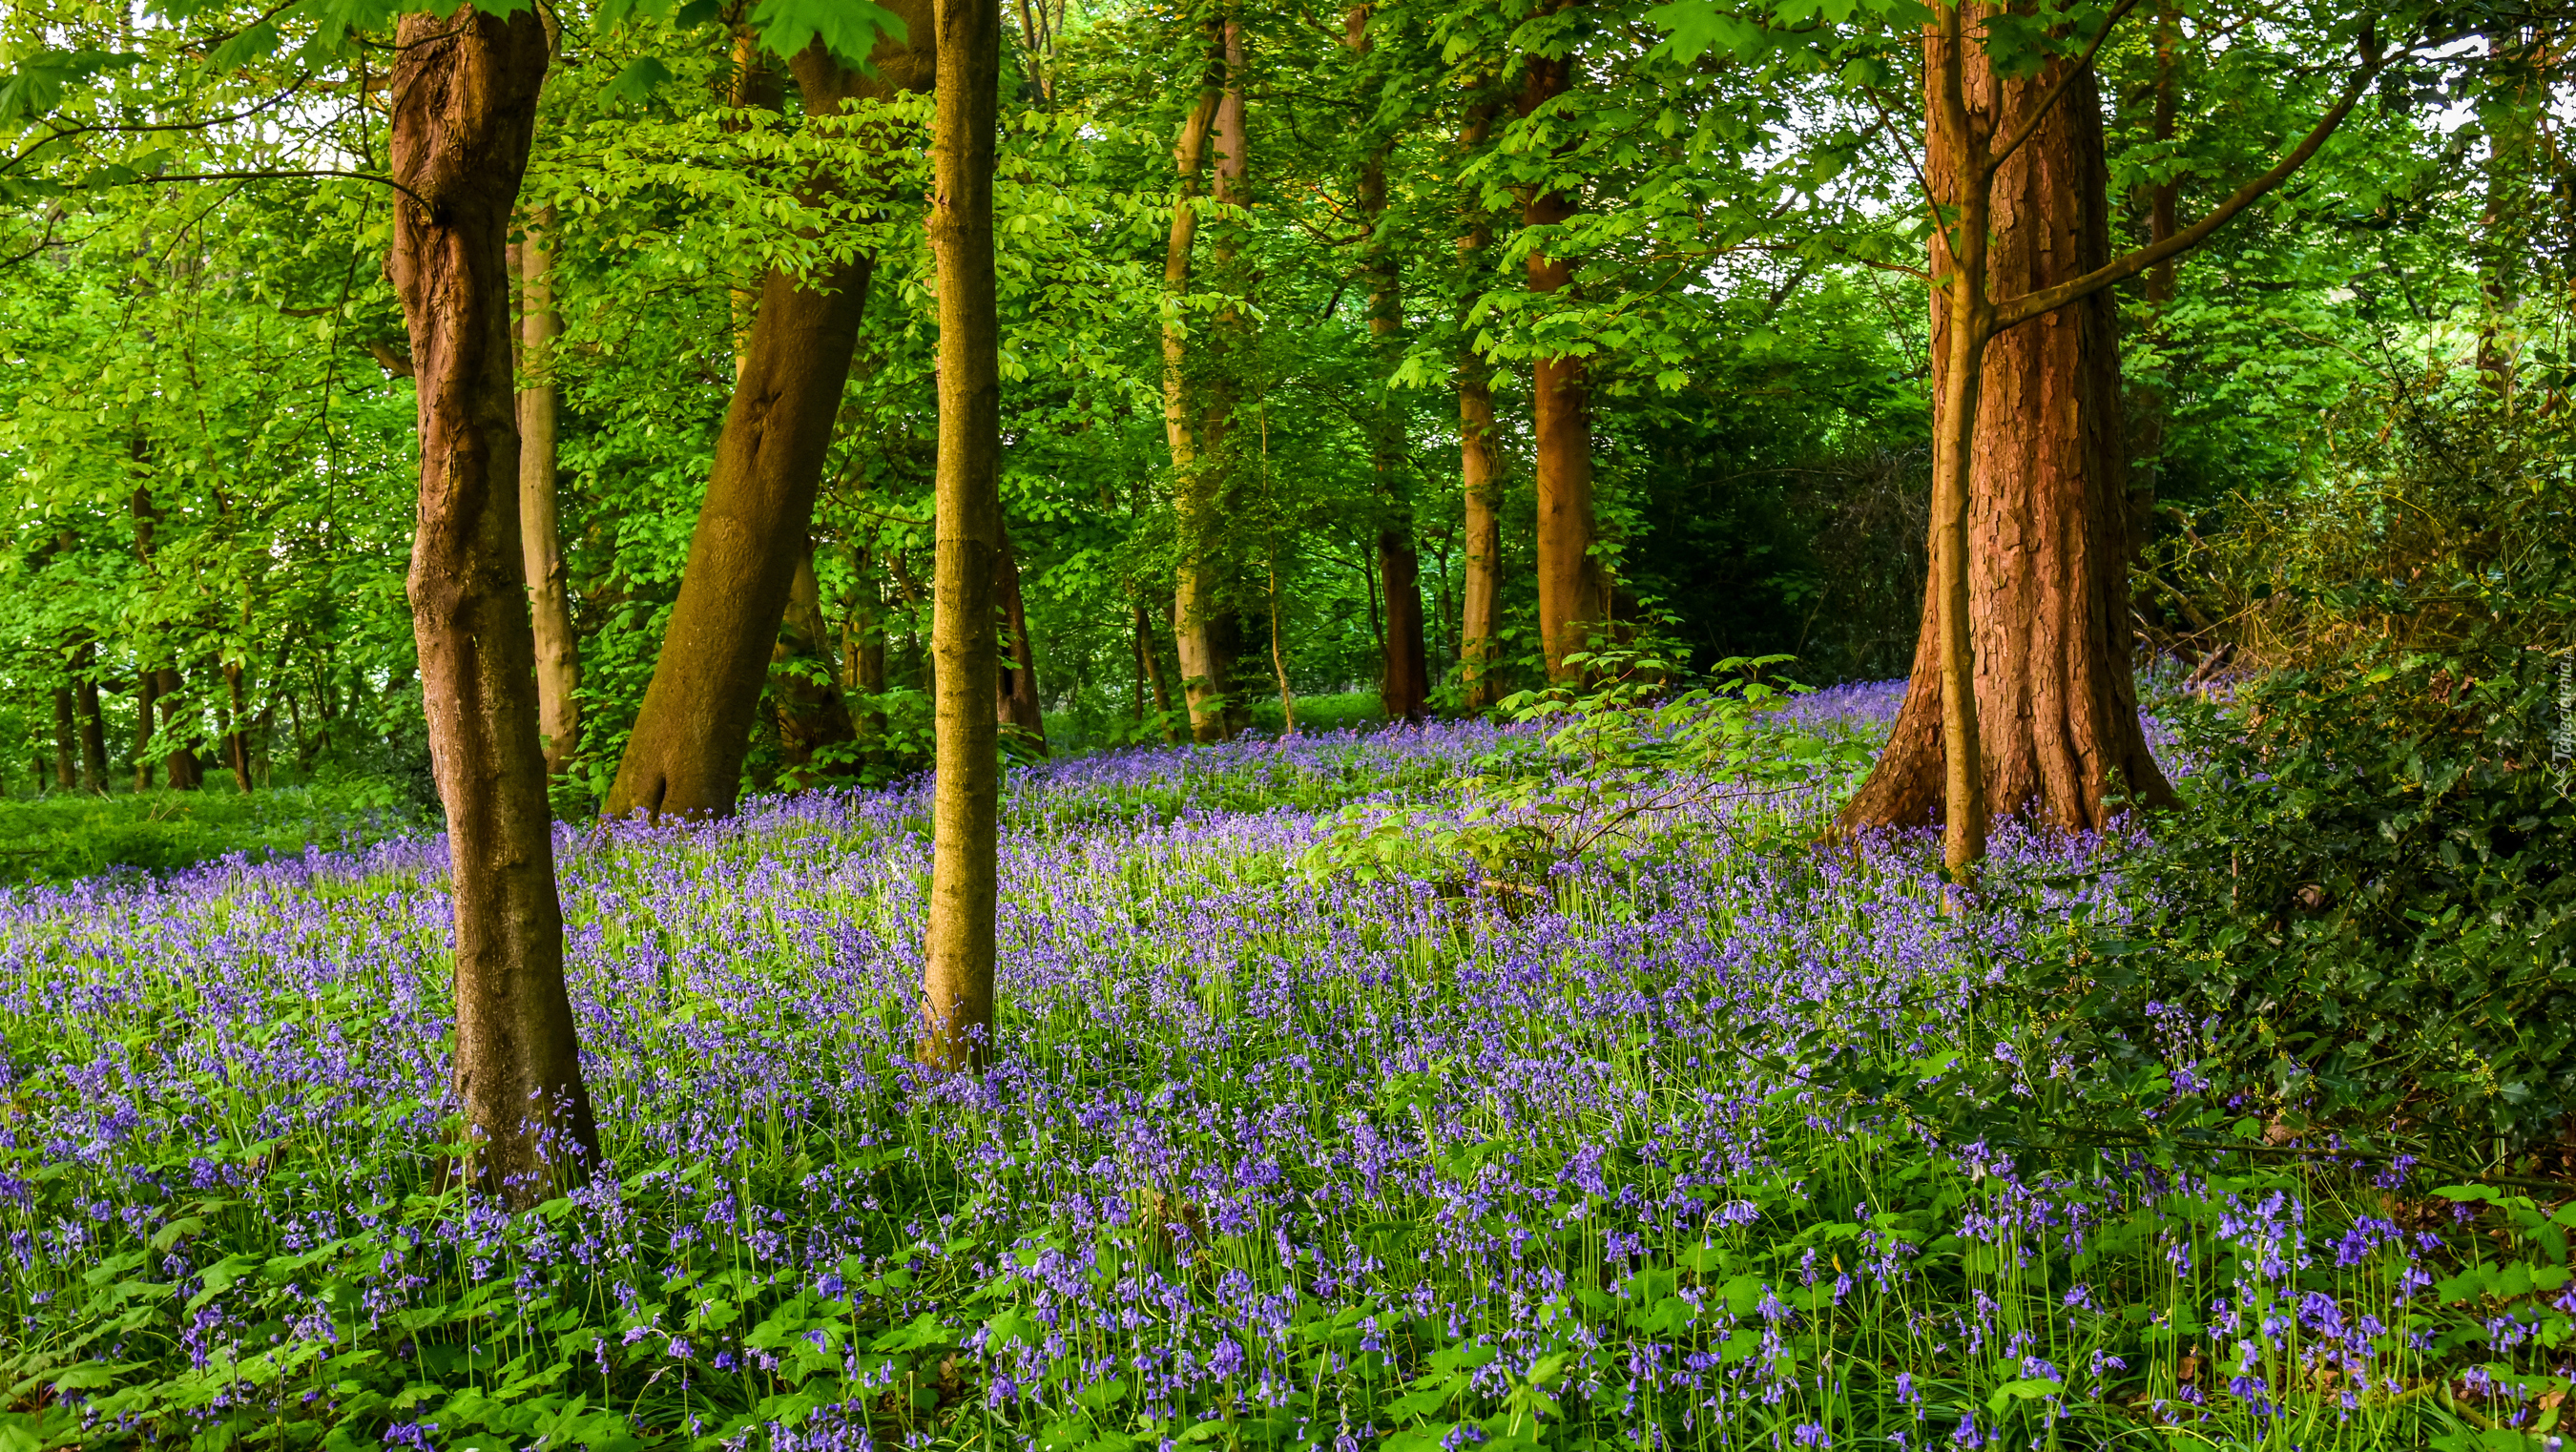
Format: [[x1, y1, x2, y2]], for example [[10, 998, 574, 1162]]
[[156, 668, 202, 791], [386, 0, 598, 1203], [1347, 4, 1428, 722], [602, 12, 936, 820], [1164, 20, 1236, 744], [1455, 104, 1506, 712], [1267, 549, 1297, 733], [51, 688, 75, 790], [1838, 5, 2173, 867], [922, 0, 1004, 1075], [2479, 31, 2536, 399], [773, 548, 860, 788], [513, 207, 581, 781], [995, 527, 1047, 753], [72, 645, 108, 793], [222, 660, 253, 789], [1133, 602, 1175, 738], [131, 669, 157, 793], [1517, 38, 1608, 683]]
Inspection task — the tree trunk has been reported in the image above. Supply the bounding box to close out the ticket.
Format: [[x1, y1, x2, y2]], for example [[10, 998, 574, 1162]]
[[773, 547, 860, 787], [386, 2, 598, 1202], [51, 688, 75, 790], [1347, 5, 1428, 721], [222, 659, 253, 789], [156, 668, 202, 791], [73, 645, 108, 793], [995, 527, 1047, 753], [602, 14, 936, 820], [1133, 602, 1175, 739], [921, 0, 1004, 1074], [513, 207, 581, 780], [1164, 21, 1236, 744], [1837, 5, 2172, 866], [1455, 105, 1505, 712], [1517, 45, 1608, 683], [131, 668, 157, 793]]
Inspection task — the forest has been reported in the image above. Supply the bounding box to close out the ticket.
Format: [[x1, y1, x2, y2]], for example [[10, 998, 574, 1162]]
[[5, 0, 2576, 1442]]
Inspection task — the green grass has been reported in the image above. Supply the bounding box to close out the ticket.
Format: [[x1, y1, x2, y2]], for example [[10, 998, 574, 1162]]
[[0, 777, 431, 884]]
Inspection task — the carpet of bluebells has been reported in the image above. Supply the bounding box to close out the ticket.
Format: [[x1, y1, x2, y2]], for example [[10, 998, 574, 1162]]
[[4, 680, 2573, 1451]]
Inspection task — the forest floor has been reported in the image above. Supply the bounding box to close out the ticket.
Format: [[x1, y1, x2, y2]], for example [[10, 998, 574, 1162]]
[[0, 683, 2565, 1451]]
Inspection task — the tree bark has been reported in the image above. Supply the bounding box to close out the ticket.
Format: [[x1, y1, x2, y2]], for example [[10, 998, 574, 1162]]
[[922, 0, 1004, 1075], [772, 547, 859, 786], [222, 659, 253, 789], [995, 527, 1047, 753], [1166, 20, 1241, 744], [1837, 3, 2172, 870], [131, 666, 157, 793], [1517, 43, 1608, 684], [602, 13, 936, 820], [513, 208, 581, 780], [386, 2, 598, 1202]]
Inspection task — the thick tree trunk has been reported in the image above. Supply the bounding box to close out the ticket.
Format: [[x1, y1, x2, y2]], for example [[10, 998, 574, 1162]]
[[1838, 8, 2172, 860], [386, 2, 598, 1202], [1165, 22, 1238, 745], [995, 527, 1047, 753], [772, 548, 859, 787], [1517, 49, 1607, 683], [922, 0, 1004, 1074], [602, 15, 935, 820], [513, 209, 581, 780]]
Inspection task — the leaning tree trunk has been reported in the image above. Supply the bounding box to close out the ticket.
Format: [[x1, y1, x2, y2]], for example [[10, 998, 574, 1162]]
[[995, 527, 1047, 753], [601, 13, 935, 820], [922, 0, 1004, 1075], [386, 2, 599, 1202], [513, 208, 581, 780], [1838, 13, 2173, 845], [1517, 43, 1608, 684]]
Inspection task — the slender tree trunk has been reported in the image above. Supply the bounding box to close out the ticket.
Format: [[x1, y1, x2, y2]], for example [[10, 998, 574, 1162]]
[[772, 548, 859, 786], [1517, 43, 1608, 683], [387, 2, 598, 1202], [513, 207, 581, 780], [156, 668, 202, 791], [603, 15, 936, 820], [51, 688, 75, 790], [1267, 549, 1297, 734], [222, 660, 253, 789], [1165, 21, 1237, 744], [1133, 602, 1175, 738], [995, 527, 1047, 753], [73, 645, 108, 793], [1838, 3, 2172, 881], [1346, 5, 1428, 721], [922, 0, 1004, 1074], [1455, 105, 1505, 712], [131, 668, 157, 793]]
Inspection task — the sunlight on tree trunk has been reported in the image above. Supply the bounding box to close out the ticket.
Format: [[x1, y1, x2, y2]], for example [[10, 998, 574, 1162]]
[[512, 209, 580, 783], [922, 0, 1005, 1075], [1517, 35, 1608, 685]]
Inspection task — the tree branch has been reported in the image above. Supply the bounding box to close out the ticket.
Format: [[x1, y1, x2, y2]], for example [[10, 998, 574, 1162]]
[[1981, 0, 2142, 181], [95, 166, 433, 215], [1992, 20, 2389, 331]]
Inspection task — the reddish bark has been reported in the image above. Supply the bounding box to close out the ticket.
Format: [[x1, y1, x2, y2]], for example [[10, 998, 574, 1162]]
[[1517, 45, 1608, 684]]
